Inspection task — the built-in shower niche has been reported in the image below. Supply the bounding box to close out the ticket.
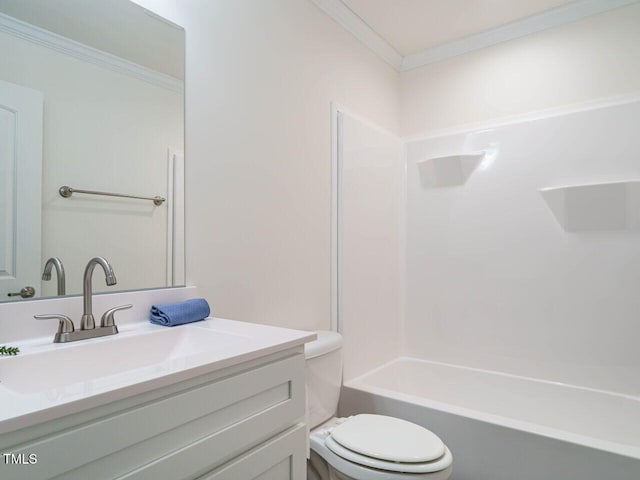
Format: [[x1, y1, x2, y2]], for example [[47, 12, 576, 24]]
[[416, 152, 485, 188], [540, 180, 640, 232]]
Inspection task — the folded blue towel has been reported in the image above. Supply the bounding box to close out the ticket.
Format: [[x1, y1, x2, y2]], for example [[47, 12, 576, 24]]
[[149, 298, 211, 327]]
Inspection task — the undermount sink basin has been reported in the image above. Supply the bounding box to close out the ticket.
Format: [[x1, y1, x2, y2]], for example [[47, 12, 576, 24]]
[[0, 325, 249, 394]]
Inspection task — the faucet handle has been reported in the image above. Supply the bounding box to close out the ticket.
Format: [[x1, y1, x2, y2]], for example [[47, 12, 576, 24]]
[[100, 304, 132, 327], [34, 314, 75, 333]]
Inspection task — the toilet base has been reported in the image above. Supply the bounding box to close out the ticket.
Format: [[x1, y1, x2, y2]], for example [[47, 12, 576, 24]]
[[310, 449, 376, 480]]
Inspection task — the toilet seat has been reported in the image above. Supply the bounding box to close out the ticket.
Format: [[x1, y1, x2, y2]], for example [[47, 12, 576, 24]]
[[321, 415, 452, 475], [325, 436, 453, 474], [330, 414, 445, 463]]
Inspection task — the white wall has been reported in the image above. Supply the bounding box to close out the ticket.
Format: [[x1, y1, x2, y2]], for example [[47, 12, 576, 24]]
[[0, 31, 183, 297], [400, 3, 640, 136], [134, 0, 399, 331], [132, 2, 640, 391], [339, 111, 403, 380]]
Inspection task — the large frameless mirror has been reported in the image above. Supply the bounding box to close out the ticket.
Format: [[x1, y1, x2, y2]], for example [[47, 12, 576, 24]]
[[0, 0, 185, 303]]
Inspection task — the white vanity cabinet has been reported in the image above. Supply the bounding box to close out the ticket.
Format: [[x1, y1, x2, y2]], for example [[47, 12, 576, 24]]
[[0, 348, 307, 480]]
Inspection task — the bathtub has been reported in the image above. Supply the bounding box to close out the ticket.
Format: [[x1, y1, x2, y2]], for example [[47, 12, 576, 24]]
[[339, 357, 640, 480]]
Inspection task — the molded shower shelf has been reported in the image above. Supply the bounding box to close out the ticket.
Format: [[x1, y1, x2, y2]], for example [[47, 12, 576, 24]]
[[416, 152, 485, 188], [539, 180, 640, 232]]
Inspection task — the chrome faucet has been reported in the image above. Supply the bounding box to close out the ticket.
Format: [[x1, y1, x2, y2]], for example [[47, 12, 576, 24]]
[[42, 257, 66, 296], [81, 256, 117, 330], [34, 256, 132, 343]]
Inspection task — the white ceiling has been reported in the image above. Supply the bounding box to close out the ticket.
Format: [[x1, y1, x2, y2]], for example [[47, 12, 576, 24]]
[[342, 0, 575, 56], [314, 0, 638, 70]]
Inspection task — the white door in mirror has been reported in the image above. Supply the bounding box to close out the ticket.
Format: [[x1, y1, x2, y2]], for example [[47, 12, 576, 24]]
[[0, 80, 43, 301]]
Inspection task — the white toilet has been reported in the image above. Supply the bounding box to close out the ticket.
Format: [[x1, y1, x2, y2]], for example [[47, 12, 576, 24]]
[[306, 331, 453, 480]]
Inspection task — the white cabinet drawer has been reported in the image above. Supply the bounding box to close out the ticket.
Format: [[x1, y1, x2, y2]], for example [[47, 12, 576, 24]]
[[2, 352, 305, 480], [198, 424, 306, 480]]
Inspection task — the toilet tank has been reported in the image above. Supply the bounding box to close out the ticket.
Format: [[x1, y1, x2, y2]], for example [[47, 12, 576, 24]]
[[305, 330, 343, 429]]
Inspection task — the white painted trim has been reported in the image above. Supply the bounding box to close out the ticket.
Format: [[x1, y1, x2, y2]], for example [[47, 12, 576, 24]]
[[330, 102, 398, 138], [312, 0, 639, 72], [166, 149, 185, 286], [310, 0, 402, 71], [173, 152, 185, 286], [330, 103, 339, 333], [402, 90, 640, 142], [330, 102, 397, 333], [0, 12, 183, 93], [402, 0, 640, 70], [336, 111, 344, 335], [166, 151, 176, 285], [399, 142, 408, 356]]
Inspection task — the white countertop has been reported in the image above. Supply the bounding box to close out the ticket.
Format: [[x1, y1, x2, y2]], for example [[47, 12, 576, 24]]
[[0, 318, 316, 434]]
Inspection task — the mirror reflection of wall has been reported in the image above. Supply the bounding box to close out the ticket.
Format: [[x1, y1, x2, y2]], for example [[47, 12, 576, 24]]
[[0, 0, 185, 302]]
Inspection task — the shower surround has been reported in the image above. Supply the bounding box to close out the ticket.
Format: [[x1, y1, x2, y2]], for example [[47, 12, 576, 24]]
[[336, 97, 640, 479]]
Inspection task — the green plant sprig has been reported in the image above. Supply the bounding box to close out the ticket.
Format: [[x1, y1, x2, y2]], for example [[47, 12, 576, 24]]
[[0, 345, 20, 356]]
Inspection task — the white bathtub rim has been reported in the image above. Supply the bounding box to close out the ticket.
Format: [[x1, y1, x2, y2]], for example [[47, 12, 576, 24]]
[[345, 357, 640, 461], [350, 356, 640, 403]]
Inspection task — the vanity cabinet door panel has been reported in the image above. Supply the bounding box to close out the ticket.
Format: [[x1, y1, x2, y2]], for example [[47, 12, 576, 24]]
[[197, 424, 306, 480], [1, 352, 305, 480]]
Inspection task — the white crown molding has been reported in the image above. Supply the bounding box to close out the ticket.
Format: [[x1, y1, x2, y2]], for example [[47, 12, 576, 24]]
[[0, 12, 183, 93], [402, 0, 640, 71], [312, 0, 640, 73], [310, 0, 403, 71]]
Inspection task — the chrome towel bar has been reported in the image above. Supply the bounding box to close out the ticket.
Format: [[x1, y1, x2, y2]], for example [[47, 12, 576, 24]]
[[59, 185, 165, 206]]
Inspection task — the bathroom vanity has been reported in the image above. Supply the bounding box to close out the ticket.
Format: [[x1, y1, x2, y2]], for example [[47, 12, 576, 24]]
[[0, 291, 314, 480]]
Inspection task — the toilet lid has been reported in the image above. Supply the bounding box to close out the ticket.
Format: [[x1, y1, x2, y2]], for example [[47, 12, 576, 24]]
[[330, 414, 445, 463], [324, 436, 453, 474]]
